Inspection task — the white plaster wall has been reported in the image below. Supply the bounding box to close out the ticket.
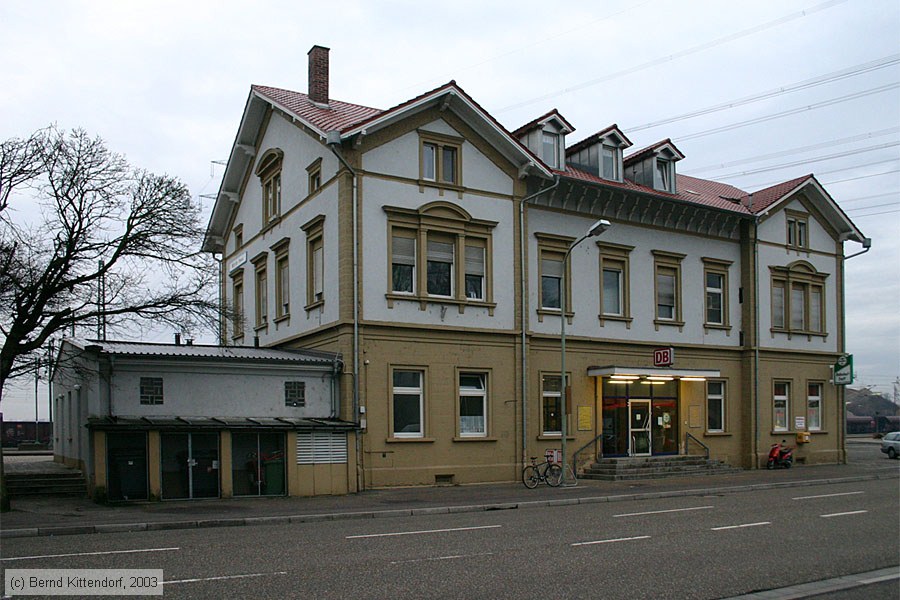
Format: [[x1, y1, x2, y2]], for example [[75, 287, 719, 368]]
[[107, 362, 334, 419], [756, 200, 839, 353], [528, 209, 743, 347], [224, 113, 342, 346], [362, 119, 514, 197], [359, 177, 517, 330]]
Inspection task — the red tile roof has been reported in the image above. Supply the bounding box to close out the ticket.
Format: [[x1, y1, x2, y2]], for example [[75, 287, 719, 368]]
[[251, 85, 383, 134], [742, 174, 813, 213], [624, 138, 685, 164], [560, 166, 752, 214]]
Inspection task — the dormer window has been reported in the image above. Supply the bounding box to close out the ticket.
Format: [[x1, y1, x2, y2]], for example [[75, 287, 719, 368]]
[[542, 132, 560, 168], [656, 158, 674, 193], [601, 145, 620, 181]]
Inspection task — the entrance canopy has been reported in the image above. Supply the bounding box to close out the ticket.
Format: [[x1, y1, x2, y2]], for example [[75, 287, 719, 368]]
[[587, 366, 720, 380]]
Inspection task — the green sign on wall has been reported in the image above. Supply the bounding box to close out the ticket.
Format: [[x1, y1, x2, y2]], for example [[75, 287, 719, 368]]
[[833, 354, 853, 385]]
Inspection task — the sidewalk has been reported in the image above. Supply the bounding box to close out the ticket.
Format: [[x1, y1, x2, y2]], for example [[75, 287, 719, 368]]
[[2, 452, 896, 540]]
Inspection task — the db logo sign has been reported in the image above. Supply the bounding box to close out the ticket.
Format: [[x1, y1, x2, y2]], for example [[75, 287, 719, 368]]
[[654, 347, 674, 367]]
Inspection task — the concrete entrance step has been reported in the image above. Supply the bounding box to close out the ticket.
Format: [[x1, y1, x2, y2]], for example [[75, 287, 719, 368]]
[[5, 472, 88, 497], [580, 455, 741, 481]]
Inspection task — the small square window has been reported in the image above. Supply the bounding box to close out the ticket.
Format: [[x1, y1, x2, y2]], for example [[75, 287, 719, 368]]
[[140, 377, 164, 405], [285, 381, 306, 407]]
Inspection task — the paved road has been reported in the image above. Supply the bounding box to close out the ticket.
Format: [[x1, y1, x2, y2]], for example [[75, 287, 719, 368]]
[[3, 477, 897, 599]]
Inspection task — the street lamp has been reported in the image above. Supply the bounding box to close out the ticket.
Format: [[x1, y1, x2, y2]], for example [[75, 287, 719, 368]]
[[560, 218, 611, 483]]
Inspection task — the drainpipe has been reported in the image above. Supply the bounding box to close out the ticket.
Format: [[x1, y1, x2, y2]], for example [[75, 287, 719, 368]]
[[327, 132, 361, 491], [519, 174, 560, 468], [841, 237, 871, 462], [753, 216, 760, 468]]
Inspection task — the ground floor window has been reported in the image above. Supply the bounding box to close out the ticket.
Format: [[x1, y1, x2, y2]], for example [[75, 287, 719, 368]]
[[106, 432, 148, 502], [707, 381, 725, 432], [459, 372, 487, 437], [542, 374, 562, 435], [774, 382, 790, 432], [392, 369, 424, 438], [232, 432, 285, 496], [807, 382, 822, 431]]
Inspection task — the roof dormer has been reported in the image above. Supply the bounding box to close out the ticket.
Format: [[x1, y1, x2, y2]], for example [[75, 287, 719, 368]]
[[624, 139, 685, 194], [512, 110, 575, 170], [565, 124, 632, 183]]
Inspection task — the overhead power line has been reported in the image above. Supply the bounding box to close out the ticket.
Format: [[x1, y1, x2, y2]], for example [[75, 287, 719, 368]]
[[628, 54, 900, 133], [676, 82, 900, 142], [848, 208, 900, 218], [497, 0, 849, 113], [703, 142, 900, 179], [845, 201, 900, 213], [684, 127, 900, 174], [746, 167, 900, 190]]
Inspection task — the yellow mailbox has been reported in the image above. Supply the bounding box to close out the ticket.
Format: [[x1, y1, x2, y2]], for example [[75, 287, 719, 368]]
[[796, 431, 811, 444]]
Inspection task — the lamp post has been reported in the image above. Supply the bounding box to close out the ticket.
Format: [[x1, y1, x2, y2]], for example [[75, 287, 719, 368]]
[[560, 219, 611, 483]]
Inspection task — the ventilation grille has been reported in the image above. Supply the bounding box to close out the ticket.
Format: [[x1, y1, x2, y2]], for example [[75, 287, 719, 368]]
[[296, 431, 348, 465]]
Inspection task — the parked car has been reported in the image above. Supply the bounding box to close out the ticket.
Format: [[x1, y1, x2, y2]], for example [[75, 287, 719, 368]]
[[880, 431, 900, 459]]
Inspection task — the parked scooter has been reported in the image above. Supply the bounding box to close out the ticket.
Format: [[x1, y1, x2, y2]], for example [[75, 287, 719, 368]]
[[767, 440, 794, 469]]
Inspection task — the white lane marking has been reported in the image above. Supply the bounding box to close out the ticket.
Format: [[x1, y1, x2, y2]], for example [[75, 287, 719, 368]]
[[614, 505, 713, 518], [792, 491, 865, 500], [347, 525, 501, 539], [711, 522, 771, 531], [860, 572, 900, 584], [1, 547, 180, 562], [572, 535, 651, 547], [390, 552, 495, 565], [820, 510, 868, 518], [166, 571, 287, 585]]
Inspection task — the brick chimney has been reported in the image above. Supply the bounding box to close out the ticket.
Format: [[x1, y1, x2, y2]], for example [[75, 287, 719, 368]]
[[308, 45, 330, 106]]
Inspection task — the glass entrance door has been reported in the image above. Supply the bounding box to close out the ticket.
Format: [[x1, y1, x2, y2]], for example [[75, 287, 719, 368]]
[[629, 400, 651, 456], [160, 433, 219, 499]]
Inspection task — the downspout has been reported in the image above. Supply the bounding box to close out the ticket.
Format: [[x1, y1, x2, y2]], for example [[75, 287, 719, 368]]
[[841, 237, 871, 463], [519, 174, 560, 468], [327, 132, 361, 491], [753, 215, 760, 468]]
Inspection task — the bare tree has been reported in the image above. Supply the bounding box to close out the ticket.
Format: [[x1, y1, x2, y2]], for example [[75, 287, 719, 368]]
[[0, 126, 220, 509]]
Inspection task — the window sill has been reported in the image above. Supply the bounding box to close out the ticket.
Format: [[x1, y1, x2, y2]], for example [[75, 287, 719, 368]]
[[232, 335, 245, 344], [417, 179, 464, 197], [654, 319, 685, 331], [703, 323, 732, 332], [599, 314, 632, 328], [703, 431, 731, 437], [386, 437, 435, 443], [304, 299, 324, 312], [385, 293, 496, 315], [770, 328, 828, 340], [453, 436, 497, 442], [274, 314, 290, 325], [254, 323, 268, 334], [260, 216, 282, 234], [537, 308, 573, 324], [537, 434, 576, 441]]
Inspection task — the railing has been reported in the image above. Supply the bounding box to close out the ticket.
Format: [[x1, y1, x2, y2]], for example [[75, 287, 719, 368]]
[[684, 432, 710, 459], [570, 433, 604, 477]]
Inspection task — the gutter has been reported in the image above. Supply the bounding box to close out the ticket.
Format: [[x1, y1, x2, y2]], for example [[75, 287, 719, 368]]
[[519, 174, 560, 469]]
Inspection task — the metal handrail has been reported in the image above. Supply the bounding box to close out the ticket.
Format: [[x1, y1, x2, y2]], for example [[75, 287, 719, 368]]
[[571, 432, 605, 477], [684, 432, 710, 459]]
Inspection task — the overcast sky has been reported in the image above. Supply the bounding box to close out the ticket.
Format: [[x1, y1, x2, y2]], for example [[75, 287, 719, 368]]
[[1, 0, 898, 420]]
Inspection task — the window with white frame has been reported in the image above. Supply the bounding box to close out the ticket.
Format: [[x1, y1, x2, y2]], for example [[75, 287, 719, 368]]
[[272, 240, 290, 320], [653, 250, 684, 326], [786, 211, 809, 250], [542, 374, 563, 436], [656, 158, 673, 192], [464, 242, 485, 300], [598, 242, 633, 321], [231, 272, 244, 340], [542, 132, 560, 168], [459, 373, 487, 437], [420, 133, 461, 186], [601, 144, 619, 181], [771, 262, 827, 335], [385, 204, 496, 310], [426, 236, 455, 297], [774, 381, 790, 432], [540, 253, 563, 310], [392, 370, 424, 438], [256, 149, 283, 225], [707, 380, 725, 432], [252, 253, 268, 329], [302, 215, 326, 309], [703, 258, 731, 328], [807, 382, 822, 431]]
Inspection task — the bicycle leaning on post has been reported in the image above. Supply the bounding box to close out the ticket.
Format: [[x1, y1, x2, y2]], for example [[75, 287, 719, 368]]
[[522, 453, 563, 488]]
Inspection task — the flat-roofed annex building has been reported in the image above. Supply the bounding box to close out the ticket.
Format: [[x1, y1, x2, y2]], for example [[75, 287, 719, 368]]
[[202, 45, 867, 491]]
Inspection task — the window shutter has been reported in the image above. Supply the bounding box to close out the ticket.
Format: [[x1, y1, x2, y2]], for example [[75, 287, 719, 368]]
[[542, 258, 562, 278], [392, 236, 415, 266], [427, 240, 454, 263], [465, 246, 484, 275], [296, 431, 348, 464]]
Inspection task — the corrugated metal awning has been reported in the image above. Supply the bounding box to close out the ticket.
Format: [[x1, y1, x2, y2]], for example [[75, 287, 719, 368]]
[[586, 366, 720, 379], [86, 416, 357, 431]]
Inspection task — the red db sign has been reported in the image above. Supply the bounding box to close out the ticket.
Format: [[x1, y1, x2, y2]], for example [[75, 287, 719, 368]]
[[654, 347, 674, 367]]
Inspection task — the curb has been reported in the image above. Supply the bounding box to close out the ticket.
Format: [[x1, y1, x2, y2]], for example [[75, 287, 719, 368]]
[[2, 471, 895, 540]]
